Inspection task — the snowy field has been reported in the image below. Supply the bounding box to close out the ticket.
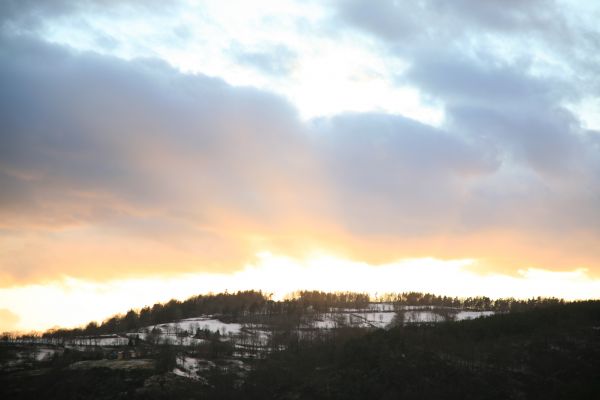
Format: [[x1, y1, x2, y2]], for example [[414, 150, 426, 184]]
[[367, 303, 396, 312], [455, 311, 495, 321], [140, 318, 242, 336], [5, 305, 496, 361], [68, 335, 130, 346], [313, 307, 495, 328], [312, 311, 397, 329]]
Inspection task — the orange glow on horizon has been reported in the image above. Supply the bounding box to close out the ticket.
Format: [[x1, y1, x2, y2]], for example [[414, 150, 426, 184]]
[[1, 252, 598, 333]]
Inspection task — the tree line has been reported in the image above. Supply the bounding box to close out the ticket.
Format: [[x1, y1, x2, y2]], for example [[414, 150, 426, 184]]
[[31, 290, 567, 340]]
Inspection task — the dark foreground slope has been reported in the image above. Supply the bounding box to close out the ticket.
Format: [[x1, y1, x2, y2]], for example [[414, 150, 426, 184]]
[[239, 301, 600, 400], [2, 301, 599, 399]]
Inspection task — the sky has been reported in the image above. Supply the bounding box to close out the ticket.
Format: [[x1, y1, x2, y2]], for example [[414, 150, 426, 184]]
[[1, 0, 600, 332]]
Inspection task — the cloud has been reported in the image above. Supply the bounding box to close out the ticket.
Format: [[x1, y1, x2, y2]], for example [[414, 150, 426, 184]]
[[0, 32, 328, 283], [403, 50, 584, 175], [307, 109, 600, 273], [230, 43, 297, 76], [1, 1, 600, 288], [311, 112, 497, 235], [0, 33, 311, 222], [334, 0, 599, 103], [0, 0, 180, 31], [335, 0, 567, 43], [0, 308, 20, 331], [332, 1, 600, 242]]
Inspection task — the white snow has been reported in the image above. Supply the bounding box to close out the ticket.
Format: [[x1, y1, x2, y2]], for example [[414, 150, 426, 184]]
[[16, 307, 496, 360], [312, 311, 397, 329], [34, 347, 58, 361], [367, 303, 395, 312], [454, 311, 495, 321], [142, 318, 242, 336], [173, 356, 200, 379], [134, 317, 243, 345], [56, 335, 130, 347], [402, 311, 447, 324], [358, 312, 396, 328], [313, 319, 337, 329]]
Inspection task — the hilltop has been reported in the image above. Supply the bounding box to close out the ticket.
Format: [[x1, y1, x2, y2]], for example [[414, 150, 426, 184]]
[[1, 291, 598, 399]]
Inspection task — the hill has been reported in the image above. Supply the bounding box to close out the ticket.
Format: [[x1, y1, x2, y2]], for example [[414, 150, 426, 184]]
[[1, 292, 598, 399]]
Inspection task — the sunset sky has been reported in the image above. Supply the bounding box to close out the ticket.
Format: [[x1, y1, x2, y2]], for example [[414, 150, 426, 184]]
[[1, 0, 600, 332]]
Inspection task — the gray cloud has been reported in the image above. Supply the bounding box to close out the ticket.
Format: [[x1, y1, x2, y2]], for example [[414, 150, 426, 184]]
[[335, 1, 598, 96], [336, 0, 567, 42], [1, 0, 600, 282], [1, 31, 599, 235], [336, 0, 420, 42], [335, 0, 600, 195], [231, 43, 297, 77], [403, 50, 582, 175], [0, 0, 181, 32], [0, 32, 326, 282], [0, 33, 312, 230], [311, 112, 498, 235]]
